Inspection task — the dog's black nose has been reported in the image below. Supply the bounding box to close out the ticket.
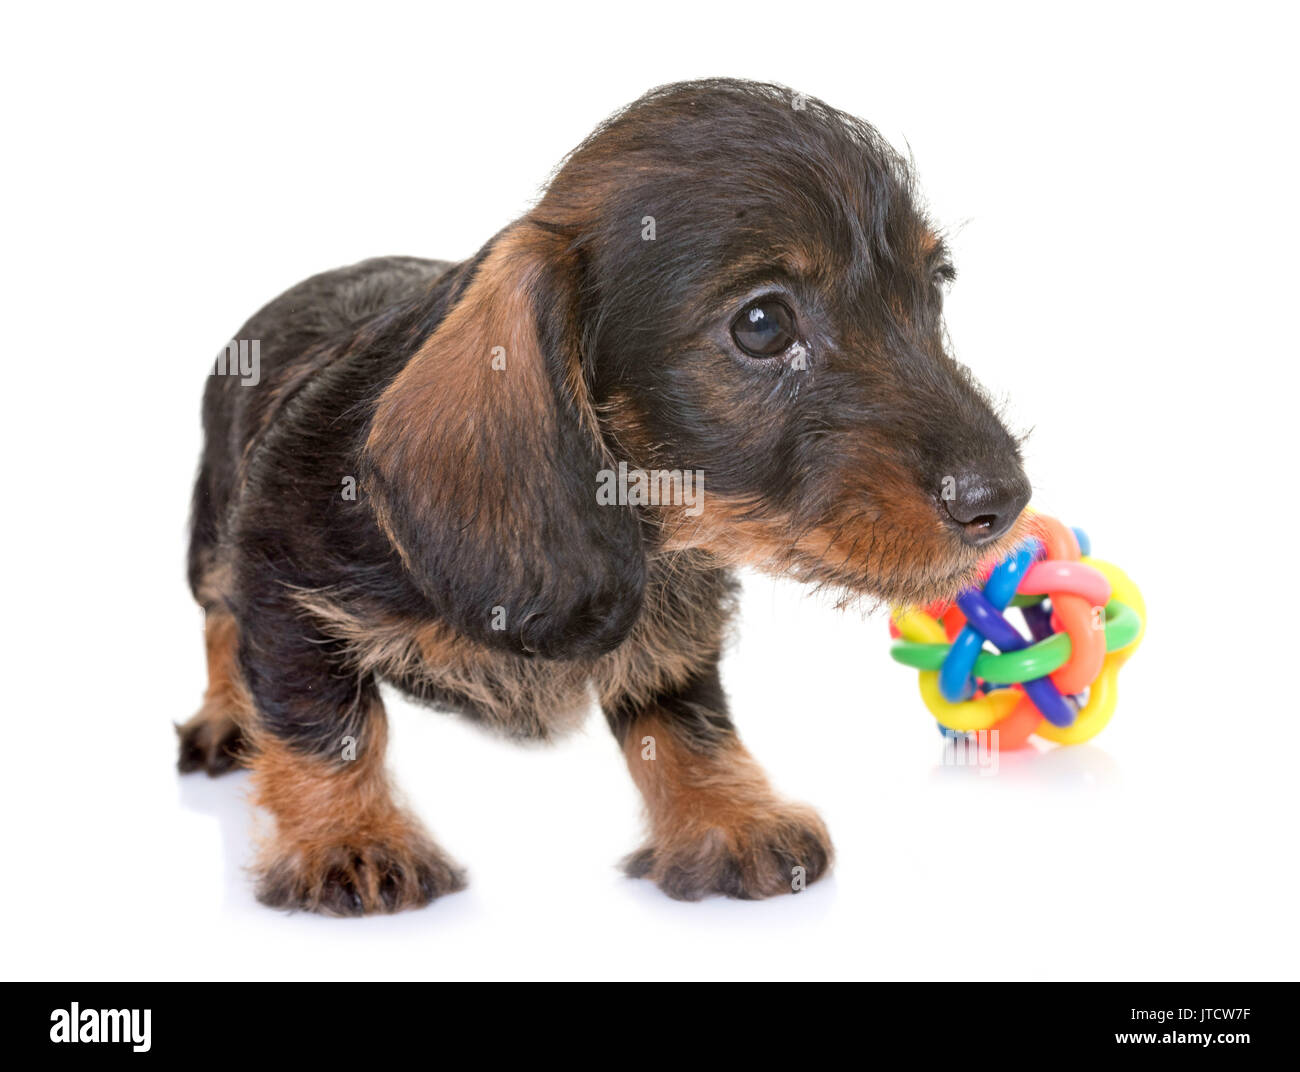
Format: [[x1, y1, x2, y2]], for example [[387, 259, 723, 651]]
[[941, 470, 1031, 547]]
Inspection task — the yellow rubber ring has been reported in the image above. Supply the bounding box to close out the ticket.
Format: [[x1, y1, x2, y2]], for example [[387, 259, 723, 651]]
[[919, 670, 1022, 731], [892, 608, 948, 645]]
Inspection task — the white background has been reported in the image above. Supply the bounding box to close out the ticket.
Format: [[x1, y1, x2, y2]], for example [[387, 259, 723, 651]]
[[3, 1, 1297, 981]]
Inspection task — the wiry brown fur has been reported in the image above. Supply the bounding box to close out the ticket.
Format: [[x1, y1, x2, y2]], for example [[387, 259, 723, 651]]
[[655, 493, 1033, 610], [621, 712, 833, 901], [250, 712, 466, 916]]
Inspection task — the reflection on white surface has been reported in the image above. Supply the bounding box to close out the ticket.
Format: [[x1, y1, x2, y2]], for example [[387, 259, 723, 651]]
[[931, 741, 1122, 790], [177, 770, 256, 913]]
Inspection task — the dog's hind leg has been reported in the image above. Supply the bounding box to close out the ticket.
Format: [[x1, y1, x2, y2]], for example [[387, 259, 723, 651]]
[[176, 608, 252, 776], [181, 432, 249, 775], [605, 659, 833, 901]]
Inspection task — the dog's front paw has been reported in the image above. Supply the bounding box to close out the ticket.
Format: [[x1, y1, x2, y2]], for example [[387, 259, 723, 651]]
[[625, 803, 833, 901], [256, 832, 467, 917]]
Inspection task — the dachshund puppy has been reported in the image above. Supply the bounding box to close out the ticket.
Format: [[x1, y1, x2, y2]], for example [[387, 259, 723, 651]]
[[181, 78, 1031, 915]]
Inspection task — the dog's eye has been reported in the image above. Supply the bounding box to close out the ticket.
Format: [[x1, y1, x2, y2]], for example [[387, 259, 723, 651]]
[[731, 299, 797, 358]]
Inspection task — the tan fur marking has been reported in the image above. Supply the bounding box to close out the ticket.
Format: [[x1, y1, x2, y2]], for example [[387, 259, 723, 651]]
[[657, 492, 1032, 609], [364, 223, 605, 548], [250, 715, 406, 863], [248, 710, 464, 914], [624, 715, 786, 847], [200, 611, 253, 727], [176, 608, 254, 774], [622, 712, 833, 899]]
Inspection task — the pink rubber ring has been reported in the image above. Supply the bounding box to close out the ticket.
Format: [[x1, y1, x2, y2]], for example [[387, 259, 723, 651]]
[[1019, 561, 1111, 606]]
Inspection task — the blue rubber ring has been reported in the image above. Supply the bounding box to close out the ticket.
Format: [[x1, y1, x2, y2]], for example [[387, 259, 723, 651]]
[[1023, 675, 1075, 727], [1022, 600, 1055, 642], [938, 544, 1036, 702]]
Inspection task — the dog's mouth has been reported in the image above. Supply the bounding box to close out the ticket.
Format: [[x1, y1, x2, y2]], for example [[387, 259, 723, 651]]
[[897, 562, 990, 608], [777, 497, 1036, 610], [894, 559, 985, 605], [860, 509, 1035, 608]]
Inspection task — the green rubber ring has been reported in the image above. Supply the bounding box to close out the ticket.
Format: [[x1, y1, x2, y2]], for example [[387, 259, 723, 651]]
[[977, 632, 1071, 683], [889, 642, 949, 672], [890, 599, 1141, 685], [1102, 599, 1141, 652]]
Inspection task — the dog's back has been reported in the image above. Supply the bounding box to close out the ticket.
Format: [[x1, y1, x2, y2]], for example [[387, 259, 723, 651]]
[[188, 255, 452, 604]]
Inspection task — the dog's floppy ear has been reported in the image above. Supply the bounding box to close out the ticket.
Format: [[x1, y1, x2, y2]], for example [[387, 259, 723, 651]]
[[363, 222, 645, 659]]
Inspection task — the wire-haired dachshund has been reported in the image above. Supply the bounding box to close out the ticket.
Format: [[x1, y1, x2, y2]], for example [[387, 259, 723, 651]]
[[182, 78, 1031, 915]]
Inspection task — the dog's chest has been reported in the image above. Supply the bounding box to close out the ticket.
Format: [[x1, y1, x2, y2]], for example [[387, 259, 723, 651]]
[[388, 633, 597, 740], [296, 557, 734, 740]]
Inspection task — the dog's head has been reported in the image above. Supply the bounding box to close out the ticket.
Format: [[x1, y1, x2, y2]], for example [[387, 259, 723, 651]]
[[365, 79, 1031, 658]]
